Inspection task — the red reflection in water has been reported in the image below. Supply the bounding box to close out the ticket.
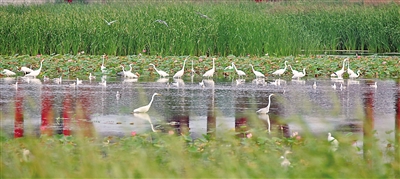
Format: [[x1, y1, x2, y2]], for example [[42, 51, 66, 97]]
[[41, 86, 54, 136], [363, 85, 375, 163], [62, 91, 73, 136], [74, 89, 94, 137], [14, 87, 24, 138]]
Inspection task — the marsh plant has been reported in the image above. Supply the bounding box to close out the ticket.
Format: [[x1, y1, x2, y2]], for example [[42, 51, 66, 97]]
[[0, 1, 398, 56]]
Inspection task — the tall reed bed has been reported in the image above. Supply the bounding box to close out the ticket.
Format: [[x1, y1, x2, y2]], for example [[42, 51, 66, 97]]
[[0, 1, 398, 56]]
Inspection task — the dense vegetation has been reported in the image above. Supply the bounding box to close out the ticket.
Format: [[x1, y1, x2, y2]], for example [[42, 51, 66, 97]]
[[0, 1, 399, 56]]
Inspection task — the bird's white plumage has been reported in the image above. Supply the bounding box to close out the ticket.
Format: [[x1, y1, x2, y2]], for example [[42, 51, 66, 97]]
[[331, 58, 348, 78], [133, 93, 161, 113], [291, 68, 306, 79], [2, 69, 16, 76], [149, 63, 169, 77], [256, 94, 274, 114], [272, 61, 288, 76], [349, 70, 360, 79], [232, 62, 246, 78], [20, 66, 33, 74], [24, 59, 44, 78], [328, 132, 339, 151], [249, 64, 265, 78], [173, 58, 187, 78], [203, 58, 216, 78]]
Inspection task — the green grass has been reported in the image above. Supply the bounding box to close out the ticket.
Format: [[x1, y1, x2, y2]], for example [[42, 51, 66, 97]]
[[1, 126, 398, 178], [0, 1, 398, 56]]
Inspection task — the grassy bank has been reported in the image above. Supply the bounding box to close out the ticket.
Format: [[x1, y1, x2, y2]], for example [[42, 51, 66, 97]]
[[0, 1, 399, 56], [1, 128, 398, 178], [0, 54, 399, 79]]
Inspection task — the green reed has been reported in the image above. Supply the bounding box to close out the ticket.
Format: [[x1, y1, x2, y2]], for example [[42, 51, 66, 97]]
[[0, 1, 398, 56]]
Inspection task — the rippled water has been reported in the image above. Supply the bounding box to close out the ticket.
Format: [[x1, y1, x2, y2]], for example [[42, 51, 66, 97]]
[[0, 76, 398, 146]]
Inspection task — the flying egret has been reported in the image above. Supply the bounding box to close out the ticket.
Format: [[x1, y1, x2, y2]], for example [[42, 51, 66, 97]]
[[133, 93, 161, 113], [331, 58, 348, 78], [101, 55, 107, 73], [173, 58, 187, 78], [104, 19, 117, 25], [202, 58, 216, 78], [24, 59, 44, 78], [272, 61, 288, 76], [2, 69, 16, 76], [288, 65, 300, 75], [154, 19, 168, 27], [249, 64, 265, 78], [291, 68, 306, 79], [20, 66, 33, 75], [149, 63, 169, 78], [280, 150, 292, 168], [232, 62, 246, 78], [349, 70, 361, 79], [256, 94, 274, 114], [328, 132, 339, 152]]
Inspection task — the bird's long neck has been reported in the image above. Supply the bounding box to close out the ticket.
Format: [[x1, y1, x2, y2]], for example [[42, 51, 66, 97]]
[[182, 60, 187, 71], [341, 59, 347, 70], [267, 95, 273, 108], [38, 60, 43, 71], [232, 63, 238, 71], [212, 59, 215, 70], [251, 65, 255, 73], [283, 62, 287, 70], [129, 64, 133, 72], [302, 68, 306, 75], [148, 94, 157, 107], [121, 66, 125, 72]]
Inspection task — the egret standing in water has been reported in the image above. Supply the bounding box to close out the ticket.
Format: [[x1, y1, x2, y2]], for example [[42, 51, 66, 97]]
[[232, 62, 246, 79], [133, 93, 162, 113], [280, 150, 292, 168], [149, 63, 169, 78], [349, 70, 361, 79], [328, 132, 339, 152], [24, 59, 44, 78], [272, 61, 288, 76], [202, 58, 216, 78], [291, 68, 306, 79], [101, 55, 107, 73], [249, 64, 265, 78], [331, 58, 348, 78], [20, 66, 33, 75], [256, 94, 274, 114], [173, 58, 187, 78], [2, 69, 16, 77]]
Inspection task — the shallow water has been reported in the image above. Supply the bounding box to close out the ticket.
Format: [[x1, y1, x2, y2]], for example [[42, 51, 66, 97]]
[[0, 76, 398, 147]]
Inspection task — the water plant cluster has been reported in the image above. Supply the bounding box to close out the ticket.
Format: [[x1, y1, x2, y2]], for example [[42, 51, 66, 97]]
[[0, 1, 399, 56], [0, 54, 399, 79], [1, 128, 398, 178]]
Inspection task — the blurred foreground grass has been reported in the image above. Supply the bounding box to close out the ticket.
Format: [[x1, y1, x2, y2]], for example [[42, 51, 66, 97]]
[[1, 127, 398, 178]]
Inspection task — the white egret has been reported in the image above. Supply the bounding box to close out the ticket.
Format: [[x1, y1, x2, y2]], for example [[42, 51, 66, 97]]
[[291, 68, 306, 79], [249, 64, 265, 78], [202, 58, 215, 78], [149, 63, 169, 78], [272, 61, 288, 76], [191, 60, 196, 75], [349, 70, 361, 79], [346, 60, 356, 76], [120, 65, 127, 77], [125, 64, 138, 78], [256, 94, 274, 114], [328, 132, 339, 152], [280, 150, 292, 168], [75, 78, 82, 85], [24, 59, 44, 78], [232, 62, 246, 78], [2, 69, 16, 76], [20, 66, 33, 75], [257, 113, 271, 133], [101, 55, 107, 73], [89, 73, 96, 80], [104, 19, 117, 25], [331, 58, 348, 78], [133, 93, 161, 113], [173, 58, 187, 78], [288, 65, 300, 75], [154, 19, 168, 27]]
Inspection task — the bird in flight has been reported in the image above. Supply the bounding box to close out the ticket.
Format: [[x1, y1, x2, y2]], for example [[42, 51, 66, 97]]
[[154, 19, 168, 27], [196, 11, 212, 20], [104, 19, 117, 25]]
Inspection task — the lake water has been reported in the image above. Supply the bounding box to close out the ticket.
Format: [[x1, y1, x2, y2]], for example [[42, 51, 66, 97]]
[[0, 76, 398, 150]]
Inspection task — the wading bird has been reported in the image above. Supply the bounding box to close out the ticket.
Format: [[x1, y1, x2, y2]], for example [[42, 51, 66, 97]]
[[331, 58, 348, 78], [20, 66, 33, 75], [76, 78, 83, 85], [232, 62, 246, 79], [133, 93, 161, 113], [173, 58, 187, 78], [291, 68, 306, 79], [256, 94, 274, 114], [272, 61, 288, 76], [249, 64, 265, 78], [2, 69, 16, 77], [104, 19, 117, 26], [101, 55, 107, 73], [202, 58, 216, 78], [288, 65, 300, 76], [191, 60, 196, 75], [328, 132, 339, 152], [346, 60, 356, 77], [24, 59, 44, 78], [125, 64, 138, 78], [89, 73, 96, 80], [280, 150, 292, 168], [149, 63, 169, 78], [349, 70, 361, 79]]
